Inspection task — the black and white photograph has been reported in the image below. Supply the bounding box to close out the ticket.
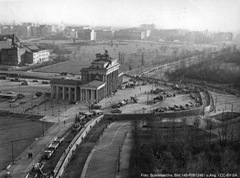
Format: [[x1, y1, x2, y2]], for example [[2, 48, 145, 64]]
[[0, 0, 240, 177]]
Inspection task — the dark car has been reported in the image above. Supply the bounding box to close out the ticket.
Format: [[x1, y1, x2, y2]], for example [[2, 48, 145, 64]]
[[32, 79, 38, 82], [19, 100, 27, 104], [90, 104, 101, 109], [0, 76, 6, 80], [92, 110, 103, 116], [110, 109, 122, 113], [174, 108, 181, 111], [111, 103, 121, 109], [8, 98, 17, 103], [17, 93, 25, 99], [69, 101, 78, 104], [71, 123, 82, 133], [42, 81, 49, 84], [36, 92, 42, 97]]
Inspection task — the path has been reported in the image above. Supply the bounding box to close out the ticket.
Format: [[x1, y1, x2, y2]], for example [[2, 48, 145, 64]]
[[81, 121, 131, 178]]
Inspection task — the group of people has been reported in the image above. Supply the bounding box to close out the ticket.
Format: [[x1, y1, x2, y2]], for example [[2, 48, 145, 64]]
[[28, 152, 33, 158]]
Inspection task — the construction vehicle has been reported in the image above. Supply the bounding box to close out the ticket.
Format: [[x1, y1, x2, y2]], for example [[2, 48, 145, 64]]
[[71, 123, 82, 134]]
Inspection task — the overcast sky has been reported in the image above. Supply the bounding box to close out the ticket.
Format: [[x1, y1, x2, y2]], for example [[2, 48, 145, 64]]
[[0, 0, 239, 32]]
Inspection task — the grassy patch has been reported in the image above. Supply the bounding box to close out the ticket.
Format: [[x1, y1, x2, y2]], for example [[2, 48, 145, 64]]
[[0, 113, 53, 170]]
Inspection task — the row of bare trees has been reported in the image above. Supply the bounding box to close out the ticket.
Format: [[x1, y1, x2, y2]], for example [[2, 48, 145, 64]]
[[129, 116, 240, 177]]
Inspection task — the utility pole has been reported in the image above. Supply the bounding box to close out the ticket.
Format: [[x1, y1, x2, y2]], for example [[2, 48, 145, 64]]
[[58, 110, 60, 131], [147, 92, 149, 104], [151, 81, 154, 101], [44, 95, 47, 111], [11, 141, 14, 164], [42, 119, 44, 137], [141, 52, 144, 74], [51, 99, 54, 116], [215, 95, 217, 113], [18, 80, 20, 94], [31, 97, 33, 115]]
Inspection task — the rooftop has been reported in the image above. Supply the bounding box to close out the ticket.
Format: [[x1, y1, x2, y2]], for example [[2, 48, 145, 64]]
[[24, 45, 48, 53], [81, 80, 105, 89], [50, 78, 82, 85]]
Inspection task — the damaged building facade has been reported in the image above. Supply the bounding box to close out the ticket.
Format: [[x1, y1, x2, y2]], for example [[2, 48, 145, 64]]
[[0, 34, 50, 66]]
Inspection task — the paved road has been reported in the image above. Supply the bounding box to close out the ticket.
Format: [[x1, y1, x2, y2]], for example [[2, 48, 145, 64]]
[[81, 121, 131, 178]]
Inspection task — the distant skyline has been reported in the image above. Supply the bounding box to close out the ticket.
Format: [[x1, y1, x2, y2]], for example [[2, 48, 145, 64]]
[[0, 0, 240, 32]]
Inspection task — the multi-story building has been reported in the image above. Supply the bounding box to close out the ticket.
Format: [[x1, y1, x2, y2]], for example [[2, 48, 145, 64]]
[[90, 30, 96, 41], [12, 25, 30, 38], [39, 25, 49, 36], [0, 34, 50, 65], [24, 45, 50, 64], [70, 30, 78, 38], [77, 29, 93, 41], [50, 51, 123, 103], [1, 26, 12, 35], [30, 26, 38, 36]]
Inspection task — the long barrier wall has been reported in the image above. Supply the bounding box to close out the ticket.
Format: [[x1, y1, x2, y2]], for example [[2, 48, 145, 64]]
[[53, 115, 104, 178], [107, 104, 204, 120], [207, 90, 215, 112], [202, 89, 215, 113]]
